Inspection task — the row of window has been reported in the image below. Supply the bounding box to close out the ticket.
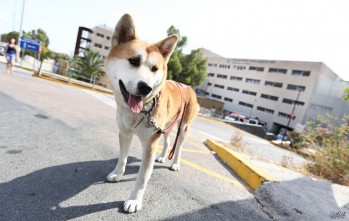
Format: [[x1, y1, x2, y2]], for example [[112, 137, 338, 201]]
[[219, 64, 230, 69], [207, 67, 311, 77], [209, 88, 305, 106], [96, 32, 111, 40], [208, 79, 306, 91], [94, 43, 110, 50], [217, 74, 227, 79], [207, 93, 305, 116]]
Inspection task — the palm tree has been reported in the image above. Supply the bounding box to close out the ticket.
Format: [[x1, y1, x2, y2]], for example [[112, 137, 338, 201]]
[[73, 50, 105, 83]]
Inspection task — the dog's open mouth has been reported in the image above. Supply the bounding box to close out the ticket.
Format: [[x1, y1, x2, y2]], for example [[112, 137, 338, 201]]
[[119, 80, 143, 113]]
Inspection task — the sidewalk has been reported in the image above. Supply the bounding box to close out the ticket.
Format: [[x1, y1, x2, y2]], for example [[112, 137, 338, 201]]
[[253, 158, 349, 221], [242, 152, 349, 220]]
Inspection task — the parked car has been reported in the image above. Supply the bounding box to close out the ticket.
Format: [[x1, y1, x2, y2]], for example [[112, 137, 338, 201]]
[[225, 112, 267, 129], [276, 128, 289, 141], [0, 46, 5, 56]]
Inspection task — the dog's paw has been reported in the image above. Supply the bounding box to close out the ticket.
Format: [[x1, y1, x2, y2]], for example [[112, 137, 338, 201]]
[[107, 172, 122, 182], [155, 156, 166, 163], [170, 164, 180, 171], [123, 199, 142, 213]]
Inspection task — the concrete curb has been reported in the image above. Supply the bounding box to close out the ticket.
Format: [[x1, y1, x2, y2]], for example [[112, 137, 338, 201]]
[[205, 139, 277, 190]]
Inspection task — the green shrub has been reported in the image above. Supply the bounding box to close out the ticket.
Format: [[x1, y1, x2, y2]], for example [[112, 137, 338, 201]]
[[301, 114, 349, 185]]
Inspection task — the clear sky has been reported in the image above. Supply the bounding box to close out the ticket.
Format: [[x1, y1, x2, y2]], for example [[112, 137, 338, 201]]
[[1, 0, 348, 80]]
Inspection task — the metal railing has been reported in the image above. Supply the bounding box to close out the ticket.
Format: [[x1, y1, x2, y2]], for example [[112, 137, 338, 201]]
[[37, 60, 113, 93]]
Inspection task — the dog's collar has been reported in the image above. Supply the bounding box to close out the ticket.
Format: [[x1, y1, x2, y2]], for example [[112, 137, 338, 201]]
[[134, 92, 161, 129]]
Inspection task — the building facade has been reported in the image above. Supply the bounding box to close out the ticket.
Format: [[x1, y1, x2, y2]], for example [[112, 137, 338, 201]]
[[74, 25, 114, 87], [74, 25, 113, 59], [198, 49, 349, 133]]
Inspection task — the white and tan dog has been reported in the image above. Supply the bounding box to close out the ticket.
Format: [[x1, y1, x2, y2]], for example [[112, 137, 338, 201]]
[[105, 14, 199, 213]]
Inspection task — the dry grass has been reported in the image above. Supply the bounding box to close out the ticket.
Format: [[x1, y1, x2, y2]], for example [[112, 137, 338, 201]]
[[230, 131, 245, 151]]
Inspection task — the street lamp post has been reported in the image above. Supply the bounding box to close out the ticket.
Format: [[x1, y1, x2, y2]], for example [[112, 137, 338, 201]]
[[18, 0, 26, 58], [282, 89, 302, 142]]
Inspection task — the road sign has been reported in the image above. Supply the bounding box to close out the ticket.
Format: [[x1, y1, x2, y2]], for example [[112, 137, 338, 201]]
[[20, 37, 40, 52]]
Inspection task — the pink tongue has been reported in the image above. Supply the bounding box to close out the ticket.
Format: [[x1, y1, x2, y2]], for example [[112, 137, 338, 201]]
[[128, 94, 143, 113]]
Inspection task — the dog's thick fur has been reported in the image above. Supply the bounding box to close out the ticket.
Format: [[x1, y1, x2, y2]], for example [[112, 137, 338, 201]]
[[105, 14, 199, 213]]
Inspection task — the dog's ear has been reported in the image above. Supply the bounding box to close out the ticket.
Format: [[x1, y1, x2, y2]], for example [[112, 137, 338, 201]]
[[155, 35, 178, 62], [111, 14, 137, 47]]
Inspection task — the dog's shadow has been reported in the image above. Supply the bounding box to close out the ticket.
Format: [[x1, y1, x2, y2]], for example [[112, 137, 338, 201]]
[[0, 157, 167, 220]]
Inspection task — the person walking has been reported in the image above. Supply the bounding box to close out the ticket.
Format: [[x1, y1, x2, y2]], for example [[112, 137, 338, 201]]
[[5, 38, 19, 74]]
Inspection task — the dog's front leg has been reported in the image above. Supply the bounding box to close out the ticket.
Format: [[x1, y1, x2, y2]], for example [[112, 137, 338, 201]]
[[123, 133, 161, 213], [107, 131, 133, 182]]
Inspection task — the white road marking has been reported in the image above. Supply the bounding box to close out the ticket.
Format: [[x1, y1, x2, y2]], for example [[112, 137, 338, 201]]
[[82, 89, 116, 108]]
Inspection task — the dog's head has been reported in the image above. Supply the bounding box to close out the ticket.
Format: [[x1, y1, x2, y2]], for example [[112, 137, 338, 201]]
[[105, 14, 178, 113]]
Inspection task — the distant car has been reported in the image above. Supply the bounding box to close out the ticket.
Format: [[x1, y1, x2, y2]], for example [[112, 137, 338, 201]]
[[0, 46, 5, 56], [276, 128, 289, 141]]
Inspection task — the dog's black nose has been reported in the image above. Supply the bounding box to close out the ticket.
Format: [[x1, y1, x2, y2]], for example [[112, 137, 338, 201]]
[[137, 81, 152, 96]]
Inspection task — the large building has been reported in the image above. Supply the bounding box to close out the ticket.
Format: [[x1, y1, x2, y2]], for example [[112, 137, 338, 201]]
[[74, 25, 113, 59], [198, 49, 349, 133], [74, 25, 114, 87]]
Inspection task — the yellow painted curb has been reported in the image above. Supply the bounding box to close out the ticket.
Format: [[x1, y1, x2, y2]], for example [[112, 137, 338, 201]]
[[32, 73, 114, 95], [205, 139, 277, 190]]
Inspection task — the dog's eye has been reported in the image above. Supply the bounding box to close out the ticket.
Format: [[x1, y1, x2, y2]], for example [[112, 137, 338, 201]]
[[128, 56, 141, 67], [151, 66, 158, 73]]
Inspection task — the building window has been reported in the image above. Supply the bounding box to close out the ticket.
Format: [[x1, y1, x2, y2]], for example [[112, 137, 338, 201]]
[[205, 92, 209, 96], [269, 68, 287, 74], [239, 101, 253, 108], [217, 74, 227, 79], [207, 82, 212, 86], [208, 63, 218, 67], [292, 70, 311, 77], [219, 64, 230, 69], [106, 36, 111, 40], [257, 106, 274, 114], [208, 73, 215, 77], [261, 94, 278, 101], [96, 33, 105, 38], [104, 46, 110, 50], [249, 66, 264, 72], [265, 81, 283, 88], [234, 65, 246, 70], [214, 84, 224, 89], [287, 84, 306, 91], [242, 90, 257, 96], [246, 78, 261, 84], [211, 94, 222, 99], [224, 97, 233, 102], [282, 98, 293, 104], [227, 87, 239, 92], [94, 43, 102, 48], [279, 112, 291, 119], [230, 76, 243, 81], [282, 98, 305, 106]]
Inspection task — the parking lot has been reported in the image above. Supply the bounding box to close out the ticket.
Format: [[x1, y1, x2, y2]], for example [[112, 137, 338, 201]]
[[0, 65, 272, 220]]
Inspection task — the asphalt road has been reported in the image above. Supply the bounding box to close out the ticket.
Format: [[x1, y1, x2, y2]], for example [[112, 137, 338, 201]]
[[0, 65, 271, 220]]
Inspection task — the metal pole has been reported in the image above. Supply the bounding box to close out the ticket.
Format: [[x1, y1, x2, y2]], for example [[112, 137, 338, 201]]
[[18, 0, 25, 65], [282, 89, 302, 142]]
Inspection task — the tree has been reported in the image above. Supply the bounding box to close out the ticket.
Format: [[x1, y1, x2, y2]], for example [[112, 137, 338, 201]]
[[344, 87, 349, 101], [178, 49, 207, 85], [166, 26, 207, 86], [72, 50, 105, 83], [1, 31, 19, 43]]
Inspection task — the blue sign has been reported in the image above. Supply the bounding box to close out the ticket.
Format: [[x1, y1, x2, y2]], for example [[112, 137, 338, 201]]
[[20, 37, 41, 52]]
